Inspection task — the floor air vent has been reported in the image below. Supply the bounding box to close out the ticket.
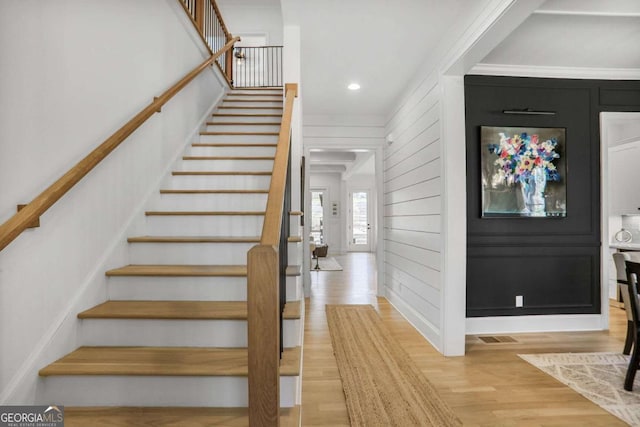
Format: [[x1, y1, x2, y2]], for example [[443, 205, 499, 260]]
[[478, 336, 517, 344]]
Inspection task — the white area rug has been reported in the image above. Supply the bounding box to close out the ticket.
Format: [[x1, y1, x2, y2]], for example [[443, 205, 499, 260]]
[[519, 352, 640, 426], [311, 256, 342, 271]]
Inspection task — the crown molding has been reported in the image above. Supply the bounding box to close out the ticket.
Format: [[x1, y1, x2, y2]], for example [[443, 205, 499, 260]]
[[469, 63, 640, 80], [533, 10, 640, 18]]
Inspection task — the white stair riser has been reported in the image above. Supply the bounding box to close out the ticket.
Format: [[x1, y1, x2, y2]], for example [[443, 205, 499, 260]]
[[205, 124, 280, 133], [228, 90, 282, 96], [222, 99, 283, 107], [221, 101, 282, 108], [156, 193, 268, 211], [38, 376, 297, 407], [107, 276, 300, 301], [164, 175, 271, 190], [287, 245, 301, 265], [178, 159, 274, 172], [129, 242, 255, 265], [211, 115, 282, 123], [224, 92, 284, 102], [145, 215, 264, 236], [128, 242, 299, 265], [188, 146, 276, 157], [216, 107, 283, 115], [199, 134, 278, 143], [79, 319, 300, 348]]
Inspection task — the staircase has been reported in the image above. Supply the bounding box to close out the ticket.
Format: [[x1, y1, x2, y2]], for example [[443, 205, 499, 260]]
[[38, 88, 303, 425]]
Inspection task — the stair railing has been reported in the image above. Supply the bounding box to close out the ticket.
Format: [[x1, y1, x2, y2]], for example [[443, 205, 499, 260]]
[[248, 83, 298, 426], [0, 37, 239, 253], [179, 0, 235, 85], [233, 46, 283, 88]]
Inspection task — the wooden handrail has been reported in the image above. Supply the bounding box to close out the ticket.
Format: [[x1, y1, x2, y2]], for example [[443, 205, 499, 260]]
[[248, 83, 298, 427], [260, 84, 298, 245], [0, 37, 239, 253], [178, 0, 235, 86]]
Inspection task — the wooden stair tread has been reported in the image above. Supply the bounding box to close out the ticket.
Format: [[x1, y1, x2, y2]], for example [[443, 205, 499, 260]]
[[199, 131, 279, 136], [127, 236, 302, 243], [205, 122, 281, 126], [39, 346, 301, 377], [182, 156, 275, 160], [64, 406, 300, 427], [192, 143, 277, 147], [145, 211, 265, 216], [218, 106, 284, 110], [171, 171, 272, 176], [159, 189, 269, 194], [78, 300, 301, 320], [227, 92, 284, 97], [106, 265, 248, 277], [222, 98, 282, 102], [127, 235, 301, 243], [230, 87, 282, 91], [128, 236, 261, 243], [212, 113, 282, 117], [106, 264, 301, 277]]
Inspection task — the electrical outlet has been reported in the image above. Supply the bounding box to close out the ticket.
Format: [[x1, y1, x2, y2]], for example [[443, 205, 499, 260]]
[[515, 295, 523, 307]]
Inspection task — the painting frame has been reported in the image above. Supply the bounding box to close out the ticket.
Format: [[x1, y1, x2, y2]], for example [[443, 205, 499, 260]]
[[480, 126, 567, 218]]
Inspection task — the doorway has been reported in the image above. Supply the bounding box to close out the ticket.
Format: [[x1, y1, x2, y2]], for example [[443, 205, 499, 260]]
[[348, 190, 371, 252], [310, 189, 326, 245]]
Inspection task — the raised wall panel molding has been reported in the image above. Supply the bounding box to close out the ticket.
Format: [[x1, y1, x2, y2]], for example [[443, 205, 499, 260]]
[[470, 63, 640, 80]]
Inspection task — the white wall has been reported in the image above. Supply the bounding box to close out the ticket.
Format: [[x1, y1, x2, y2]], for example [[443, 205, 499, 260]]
[[217, 1, 283, 45], [0, 0, 225, 403]]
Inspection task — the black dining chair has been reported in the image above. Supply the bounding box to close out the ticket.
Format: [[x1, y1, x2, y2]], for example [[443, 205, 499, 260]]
[[613, 252, 634, 354], [623, 260, 640, 391]]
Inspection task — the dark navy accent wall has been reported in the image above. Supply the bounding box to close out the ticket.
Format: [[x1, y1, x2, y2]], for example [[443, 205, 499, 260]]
[[465, 75, 640, 318]]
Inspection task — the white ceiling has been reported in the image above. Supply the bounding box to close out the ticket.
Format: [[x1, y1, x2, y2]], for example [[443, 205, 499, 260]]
[[280, 0, 488, 116], [224, 0, 640, 173], [480, 0, 640, 70], [309, 149, 375, 177]]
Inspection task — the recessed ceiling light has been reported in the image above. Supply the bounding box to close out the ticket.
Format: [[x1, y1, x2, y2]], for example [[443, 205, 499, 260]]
[[348, 83, 361, 91]]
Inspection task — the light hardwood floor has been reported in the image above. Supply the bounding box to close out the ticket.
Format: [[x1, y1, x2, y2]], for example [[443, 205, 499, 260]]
[[302, 252, 630, 426]]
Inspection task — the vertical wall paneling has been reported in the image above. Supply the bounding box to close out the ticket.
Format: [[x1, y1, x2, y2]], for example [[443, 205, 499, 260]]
[[383, 75, 443, 347]]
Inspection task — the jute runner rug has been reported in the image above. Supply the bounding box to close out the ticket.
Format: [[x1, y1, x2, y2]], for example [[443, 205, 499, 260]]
[[326, 304, 462, 426]]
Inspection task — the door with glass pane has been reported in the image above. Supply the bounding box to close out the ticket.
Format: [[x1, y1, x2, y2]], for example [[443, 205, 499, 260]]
[[349, 190, 371, 252], [310, 190, 325, 245]]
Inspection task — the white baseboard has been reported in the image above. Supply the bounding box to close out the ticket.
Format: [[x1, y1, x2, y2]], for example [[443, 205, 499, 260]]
[[384, 287, 442, 352], [466, 314, 605, 335]]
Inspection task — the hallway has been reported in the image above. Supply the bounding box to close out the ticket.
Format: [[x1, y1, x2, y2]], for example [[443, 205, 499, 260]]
[[301, 252, 628, 426]]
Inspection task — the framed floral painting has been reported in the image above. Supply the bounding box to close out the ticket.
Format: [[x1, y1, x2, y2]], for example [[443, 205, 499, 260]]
[[480, 126, 567, 218]]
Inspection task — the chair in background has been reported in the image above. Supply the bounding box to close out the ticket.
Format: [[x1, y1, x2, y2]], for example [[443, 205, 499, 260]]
[[623, 260, 640, 391], [613, 252, 634, 354]]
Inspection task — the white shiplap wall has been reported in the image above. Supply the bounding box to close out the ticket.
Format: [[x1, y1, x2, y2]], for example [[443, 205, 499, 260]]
[[383, 75, 443, 346]]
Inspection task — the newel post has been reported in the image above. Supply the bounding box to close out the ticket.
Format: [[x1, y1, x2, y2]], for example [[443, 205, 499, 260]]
[[225, 35, 234, 84], [247, 244, 280, 426]]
